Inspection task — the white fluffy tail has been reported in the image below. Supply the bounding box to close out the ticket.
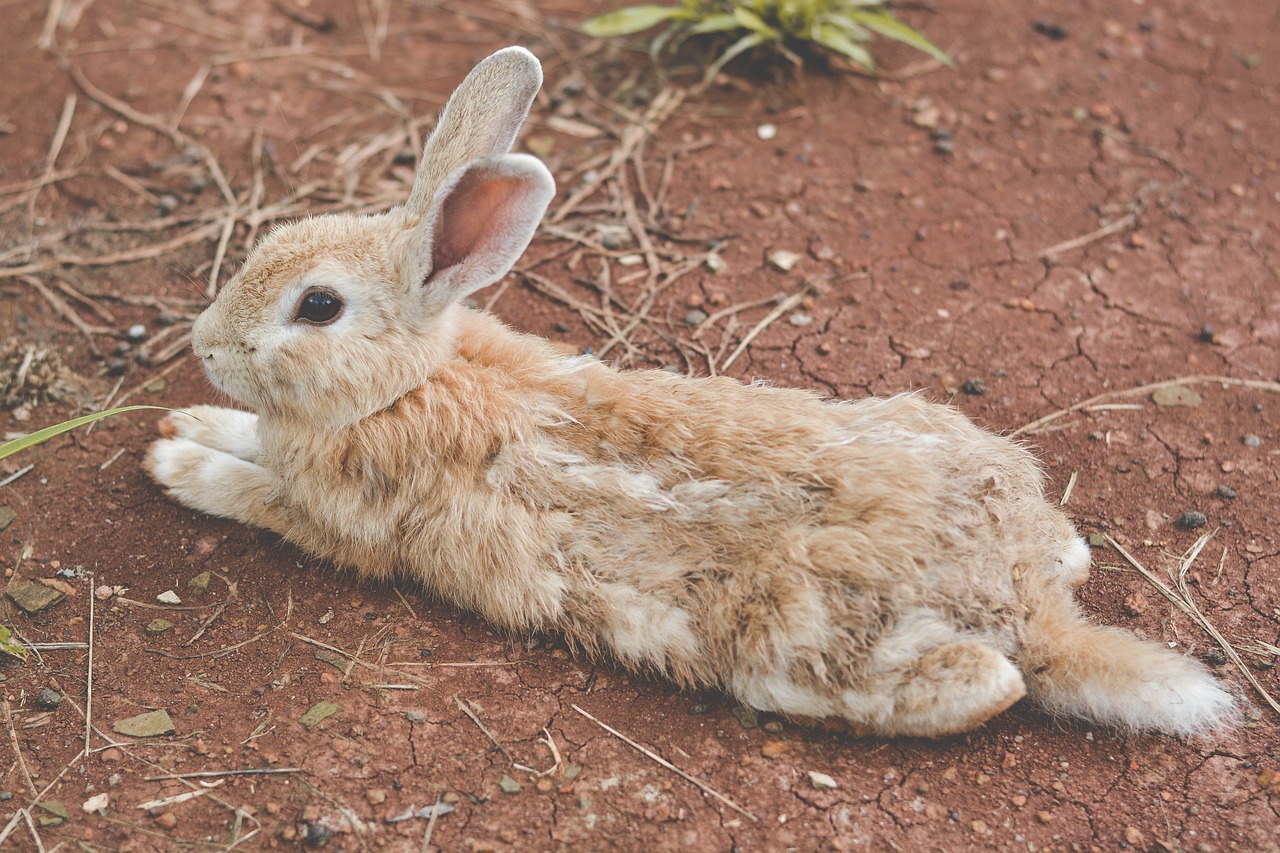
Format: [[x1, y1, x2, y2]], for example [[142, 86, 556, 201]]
[[1020, 593, 1235, 736]]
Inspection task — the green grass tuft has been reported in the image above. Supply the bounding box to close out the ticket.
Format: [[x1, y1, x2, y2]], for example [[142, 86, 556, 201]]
[[582, 0, 951, 77]]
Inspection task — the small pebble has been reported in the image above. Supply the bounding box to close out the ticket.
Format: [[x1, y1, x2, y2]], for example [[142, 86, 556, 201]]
[[365, 788, 386, 806], [406, 710, 428, 724], [1242, 434, 1261, 448], [1216, 484, 1237, 500], [34, 688, 63, 710], [762, 720, 784, 734], [1178, 511, 1208, 530], [760, 740, 787, 759], [126, 324, 148, 342], [498, 774, 523, 794], [145, 619, 175, 636], [302, 822, 330, 846], [156, 590, 182, 605], [756, 123, 777, 140], [1201, 648, 1228, 666], [731, 706, 759, 729], [1033, 20, 1069, 40], [154, 812, 178, 829], [808, 771, 838, 790], [767, 249, 803, 272], [961, 378, 987, 396], [788, 313, 813, 327], [684, 310, 708, 327], [1198, 324, 1216, 342]]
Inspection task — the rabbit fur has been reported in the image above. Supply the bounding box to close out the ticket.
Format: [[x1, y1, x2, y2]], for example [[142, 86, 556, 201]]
[[147, 47, 1233, 738]]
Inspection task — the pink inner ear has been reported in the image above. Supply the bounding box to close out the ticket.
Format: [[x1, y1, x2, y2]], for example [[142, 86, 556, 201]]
[[430, 172, 524, 275]]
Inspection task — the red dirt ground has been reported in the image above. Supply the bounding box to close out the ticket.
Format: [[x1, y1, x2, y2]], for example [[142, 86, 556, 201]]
[[1, 0, 1278, 850]]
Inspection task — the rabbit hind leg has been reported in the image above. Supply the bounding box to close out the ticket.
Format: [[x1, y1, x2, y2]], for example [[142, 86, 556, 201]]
[[867, 640, 1026, 737], [731, 612, 1026, 737]]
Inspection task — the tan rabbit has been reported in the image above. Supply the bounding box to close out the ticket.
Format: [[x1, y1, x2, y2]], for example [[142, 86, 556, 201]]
[[146, 47, 1233, 738]]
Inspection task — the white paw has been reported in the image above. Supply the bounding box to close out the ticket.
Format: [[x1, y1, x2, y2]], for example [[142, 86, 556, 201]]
[[146, 437, 220, 511], [159, 405, 259, 461]]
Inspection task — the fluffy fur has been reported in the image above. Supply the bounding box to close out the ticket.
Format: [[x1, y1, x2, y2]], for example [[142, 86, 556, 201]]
[[147, 47, 1233, 738]]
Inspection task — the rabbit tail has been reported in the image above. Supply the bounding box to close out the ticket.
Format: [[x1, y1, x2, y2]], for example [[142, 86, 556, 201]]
[[1018, 582, 1235, 736]]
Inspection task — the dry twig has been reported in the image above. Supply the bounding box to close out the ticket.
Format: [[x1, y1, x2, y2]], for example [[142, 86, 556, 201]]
[[1106, 533, 1280, 718], [571, 704, 756, 821]]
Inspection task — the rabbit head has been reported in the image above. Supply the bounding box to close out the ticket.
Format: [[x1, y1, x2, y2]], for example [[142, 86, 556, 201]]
[[190, 47, 556, 426]]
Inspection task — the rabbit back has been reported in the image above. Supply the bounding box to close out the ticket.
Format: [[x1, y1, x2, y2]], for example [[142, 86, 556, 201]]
[[258, 310, 1079, 730]]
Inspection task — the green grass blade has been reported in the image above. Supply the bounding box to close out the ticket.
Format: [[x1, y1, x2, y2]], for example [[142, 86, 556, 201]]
[[703, 30, 770, 81], [813, 22, 875, 69], [847, 9, 953, 66], [687, 12, 741, 34], [731, 5, 780, 37], [0, 623, 27, 662], [0, 405, 176, 462], [581, 5, 693, 37]]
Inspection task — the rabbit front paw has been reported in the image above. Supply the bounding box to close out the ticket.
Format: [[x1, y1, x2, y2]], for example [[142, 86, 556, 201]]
[[158, 405, 259, 461], [145, 436, 287, 534]]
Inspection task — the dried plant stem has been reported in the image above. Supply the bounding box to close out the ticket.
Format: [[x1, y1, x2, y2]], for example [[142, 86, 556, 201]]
[[571, 704, 756, 821], [1105, 534, 1280, 717], [85, 579, 95, 757], [1013, 375, 1280, 438], [2, 701, 37, 797], [454, 694, 512, 760], [720, 287, 808, 372]]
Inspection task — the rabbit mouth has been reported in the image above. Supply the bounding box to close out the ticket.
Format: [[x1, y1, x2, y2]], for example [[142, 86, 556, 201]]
[[198, 356, 229, 395]]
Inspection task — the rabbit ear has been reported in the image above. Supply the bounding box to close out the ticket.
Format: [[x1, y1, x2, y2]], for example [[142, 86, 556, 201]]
[[405, 47, 543, 219], [410, 153, 555, 309]]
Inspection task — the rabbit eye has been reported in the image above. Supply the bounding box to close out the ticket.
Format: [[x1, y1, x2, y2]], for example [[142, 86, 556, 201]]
[[295, 290, 343, 325]]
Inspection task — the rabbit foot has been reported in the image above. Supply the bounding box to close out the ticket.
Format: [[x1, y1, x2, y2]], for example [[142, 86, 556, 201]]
[[885, 641, 1026, 737], [145, 436, 287, 534], [157, 405, 260, 462]]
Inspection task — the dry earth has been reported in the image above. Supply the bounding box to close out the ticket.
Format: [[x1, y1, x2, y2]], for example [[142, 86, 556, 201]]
[[0, 0, 1277, 850]]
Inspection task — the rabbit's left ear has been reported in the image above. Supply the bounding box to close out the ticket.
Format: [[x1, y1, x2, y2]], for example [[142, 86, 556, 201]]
[[409, 153, 555, 310], [405, 46, 543, 220]]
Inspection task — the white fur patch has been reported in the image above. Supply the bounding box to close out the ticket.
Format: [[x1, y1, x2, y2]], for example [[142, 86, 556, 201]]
[[598, 582, 701, 672]]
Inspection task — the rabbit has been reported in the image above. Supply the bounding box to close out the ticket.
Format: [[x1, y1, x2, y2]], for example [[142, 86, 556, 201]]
[[146, 46, 1234, 738]]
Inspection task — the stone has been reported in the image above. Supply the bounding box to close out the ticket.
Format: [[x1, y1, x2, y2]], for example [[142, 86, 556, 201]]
[[1151, 385, 1202, 408], [1178, 511, 1208, 530], [187, 572, 212, 593], [82, 793, 109, 813], [34, 688, 62, 710], [730, 706, 759, 729], [145, 619, 175, 636], [0, 507, 15, 531], [760, 740, 787, 759], [6, 580, 64, 614], [767, 249, 803, 272], [808, 771, 838, 789], [114, 709, 176, 738], [498, 774, 522, 794], [299, 701, 341, 730]]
